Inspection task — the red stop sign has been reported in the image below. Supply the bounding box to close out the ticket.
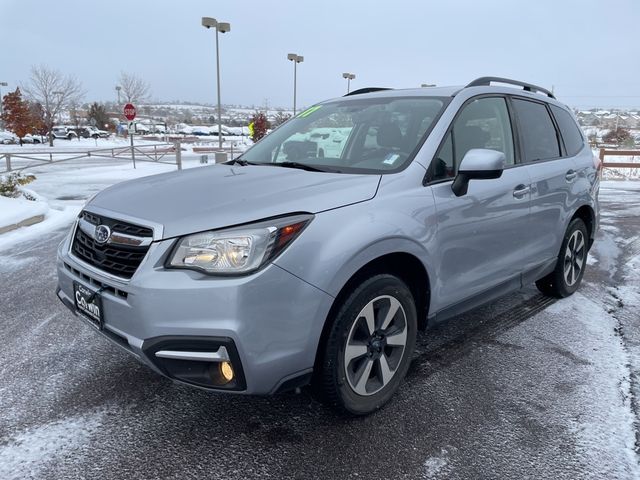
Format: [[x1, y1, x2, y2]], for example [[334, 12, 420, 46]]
[[123, 103, 136, 121]]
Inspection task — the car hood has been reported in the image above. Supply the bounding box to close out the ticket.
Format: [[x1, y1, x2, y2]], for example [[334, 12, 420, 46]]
[[88, 164, 380, 239]]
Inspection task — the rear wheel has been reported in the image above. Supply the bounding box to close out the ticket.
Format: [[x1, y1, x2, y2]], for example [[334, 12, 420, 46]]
[[317, 274, 417, 415], [536, 218, 588, 298]]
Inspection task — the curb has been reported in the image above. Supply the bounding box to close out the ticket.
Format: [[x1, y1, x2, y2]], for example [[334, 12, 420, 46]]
[[0, 214, 46, 235]]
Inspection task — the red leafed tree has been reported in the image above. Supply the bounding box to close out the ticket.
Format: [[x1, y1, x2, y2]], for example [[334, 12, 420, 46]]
[[1, 88, 32, 143], [250, 112, 270, 142], [29, 102, 48, 140]]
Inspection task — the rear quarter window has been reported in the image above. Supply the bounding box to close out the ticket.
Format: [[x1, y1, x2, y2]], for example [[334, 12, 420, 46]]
[[550, 105, 585, 156]]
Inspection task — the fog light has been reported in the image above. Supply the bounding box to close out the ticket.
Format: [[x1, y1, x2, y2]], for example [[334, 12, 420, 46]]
[[219, 361, 234, 382]]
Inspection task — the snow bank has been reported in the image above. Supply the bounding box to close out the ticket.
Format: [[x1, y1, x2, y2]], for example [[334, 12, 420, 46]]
[[0, 195, 49, 230], [0, 204, 78, 252]]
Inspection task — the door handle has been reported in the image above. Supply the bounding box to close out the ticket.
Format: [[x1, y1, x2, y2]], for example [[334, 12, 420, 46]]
[[565, 170, 578, 182], [513, 184, 530, 199]]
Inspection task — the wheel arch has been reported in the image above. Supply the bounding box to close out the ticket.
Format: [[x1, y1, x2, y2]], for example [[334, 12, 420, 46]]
[[571, 204, 596, 249], [312, 251, 431, 376]]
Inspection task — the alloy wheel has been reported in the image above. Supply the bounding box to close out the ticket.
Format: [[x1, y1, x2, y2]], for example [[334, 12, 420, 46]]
[[564, 230, 586, 287], [344, 295, 408, 396]]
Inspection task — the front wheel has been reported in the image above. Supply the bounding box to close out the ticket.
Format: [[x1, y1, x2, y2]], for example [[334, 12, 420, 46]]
[[536, 218, 589, 298], [317, 274, 417, 415]]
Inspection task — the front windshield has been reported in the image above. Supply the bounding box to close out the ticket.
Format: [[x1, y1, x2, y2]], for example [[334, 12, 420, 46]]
[[241, 96, 446, 173]]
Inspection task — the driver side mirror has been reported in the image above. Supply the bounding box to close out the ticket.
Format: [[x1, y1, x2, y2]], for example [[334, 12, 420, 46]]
[[451, 149, 505, 197]]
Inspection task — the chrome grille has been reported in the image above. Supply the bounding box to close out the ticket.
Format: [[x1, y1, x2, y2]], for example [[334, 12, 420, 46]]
[[71, 211, 153, 279]]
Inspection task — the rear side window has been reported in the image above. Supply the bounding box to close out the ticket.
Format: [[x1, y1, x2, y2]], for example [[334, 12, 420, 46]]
[[512, 99, 560, 162], [550, 105, 584, 156]]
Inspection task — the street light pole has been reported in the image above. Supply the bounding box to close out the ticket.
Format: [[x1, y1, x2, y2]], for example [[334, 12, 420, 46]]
[[115, 85, 122, 105], [287, 53, 304, 115], [202, 16, 231, 151], [0, 82, 7, 127], [342, 73, 355, 94]]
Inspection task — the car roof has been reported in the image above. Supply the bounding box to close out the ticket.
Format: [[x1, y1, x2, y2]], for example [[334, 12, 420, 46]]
[[325, 77, 570, 111], [325, 86, 461, 103]]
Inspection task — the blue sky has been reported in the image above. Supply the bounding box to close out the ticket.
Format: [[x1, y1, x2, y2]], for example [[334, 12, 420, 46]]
[[1, 0, 638, 109]]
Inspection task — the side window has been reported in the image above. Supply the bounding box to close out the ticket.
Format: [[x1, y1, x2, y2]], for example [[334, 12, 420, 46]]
[[431, 132, 454, 179], [512, 99, 560, 162], [430, 97, 514, 181], [550, 105, 584, 157]]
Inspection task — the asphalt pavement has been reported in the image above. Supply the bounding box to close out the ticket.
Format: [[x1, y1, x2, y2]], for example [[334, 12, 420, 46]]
[[1, 182, 639, 480]]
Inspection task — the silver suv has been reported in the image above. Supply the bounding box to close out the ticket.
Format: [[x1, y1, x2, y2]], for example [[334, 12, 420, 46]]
[[56, 77, 600, 415]]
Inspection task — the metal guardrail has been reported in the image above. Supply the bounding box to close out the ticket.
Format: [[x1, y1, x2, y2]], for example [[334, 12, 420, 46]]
[[599, 149, 640, 169], [0, 142, 242, 174], [0, 143, 180, 173]]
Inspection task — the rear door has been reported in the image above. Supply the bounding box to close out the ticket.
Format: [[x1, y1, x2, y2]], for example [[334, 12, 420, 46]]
[[511, 98, 577, 270], [428, 96, 532, 312]]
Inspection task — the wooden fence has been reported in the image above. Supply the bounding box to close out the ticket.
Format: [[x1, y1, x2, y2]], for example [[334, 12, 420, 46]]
[[599, 149, 640, 169]]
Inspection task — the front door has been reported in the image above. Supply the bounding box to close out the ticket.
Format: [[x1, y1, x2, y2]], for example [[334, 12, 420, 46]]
[[426, 96, 532, 313]]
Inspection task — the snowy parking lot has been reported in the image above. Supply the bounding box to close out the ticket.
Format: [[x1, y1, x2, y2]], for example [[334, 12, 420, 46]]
[[0, 160, 639, 478]]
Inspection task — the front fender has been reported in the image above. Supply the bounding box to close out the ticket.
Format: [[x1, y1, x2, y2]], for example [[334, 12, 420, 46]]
[[274, 195, 438, 300]]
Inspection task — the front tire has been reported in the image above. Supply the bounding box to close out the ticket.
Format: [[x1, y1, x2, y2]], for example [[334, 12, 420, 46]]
[[536, 218, 589, 298], [318, 274, 417, 415]]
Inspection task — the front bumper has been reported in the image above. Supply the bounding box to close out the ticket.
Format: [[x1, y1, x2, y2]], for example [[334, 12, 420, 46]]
[[56, 230, 334, 394]]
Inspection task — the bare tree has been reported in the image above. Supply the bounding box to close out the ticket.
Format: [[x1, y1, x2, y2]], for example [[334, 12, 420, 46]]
[[118, 72, 150, 105], [21, 65, 84, 146]]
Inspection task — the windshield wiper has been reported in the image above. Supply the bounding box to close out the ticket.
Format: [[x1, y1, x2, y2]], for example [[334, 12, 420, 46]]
[[226, 158, 263, 166], [271, 161, 338, 173]]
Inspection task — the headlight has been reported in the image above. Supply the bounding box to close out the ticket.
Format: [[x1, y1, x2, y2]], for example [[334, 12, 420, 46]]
[[167, 214, 313, 275]]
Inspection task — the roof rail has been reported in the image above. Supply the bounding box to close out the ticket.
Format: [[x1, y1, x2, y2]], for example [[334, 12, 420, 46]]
[[466, 77, 555, 99], [344, 87, 392, 97]]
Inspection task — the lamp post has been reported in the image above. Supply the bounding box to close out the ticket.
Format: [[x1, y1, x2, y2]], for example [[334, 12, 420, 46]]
[[202, 16, 231, 151], [287, 53, 303, 115], [115, 85, 122, 105], [342, 73, 355, 94], [0, 82, 7, 128]]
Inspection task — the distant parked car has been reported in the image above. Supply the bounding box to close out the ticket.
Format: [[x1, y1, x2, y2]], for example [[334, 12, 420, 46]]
[[75, 126, 109, 139], [191, 126, 211, 136], [132, 123, 150, 134], [51, 126, 78, 140], [21, 134, 46, 144], [0, 131, 17, 144]]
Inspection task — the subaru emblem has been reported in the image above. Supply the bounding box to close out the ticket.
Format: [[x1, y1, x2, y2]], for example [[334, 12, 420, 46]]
[[94, 225, 111, 245]]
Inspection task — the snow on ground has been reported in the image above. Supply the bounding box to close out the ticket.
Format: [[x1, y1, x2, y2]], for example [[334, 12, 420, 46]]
[[0, 411, 105, 480], [0, 150, 242, 252], [539, 293, 638, 476], [0, 136, 157, 152], [0, 205, 78, 252], [422, 448, 453, 479], [0, 195, 49, 229], [0, 134, 252, 154]]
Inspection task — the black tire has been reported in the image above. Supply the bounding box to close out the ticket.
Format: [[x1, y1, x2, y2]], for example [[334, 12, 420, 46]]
[[536, 218, 589, 298], [317, 274, 417, 415]]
